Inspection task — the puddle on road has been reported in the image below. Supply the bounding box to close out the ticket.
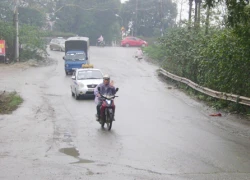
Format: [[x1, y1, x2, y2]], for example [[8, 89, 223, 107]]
[[59, 147, 94, 164], [70, 159, 94, 164], [59, 147, 80, 157], [44, 93, 62, 97]]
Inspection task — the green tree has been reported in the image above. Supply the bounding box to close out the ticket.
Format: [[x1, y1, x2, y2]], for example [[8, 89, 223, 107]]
[[205, 0, 250, 28], [0, 0, 48, 61], [18, 7, 45, 27], [54, 0, 121, 45], [121, 0, 177, 37]]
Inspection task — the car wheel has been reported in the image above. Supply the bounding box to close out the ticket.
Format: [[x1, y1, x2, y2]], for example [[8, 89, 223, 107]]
[[126, 43, 130, 47], [74, 90, 79, 100], [65, 71, 68, 75]]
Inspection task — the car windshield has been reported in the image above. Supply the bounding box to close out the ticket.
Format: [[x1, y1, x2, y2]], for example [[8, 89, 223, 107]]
[[65, 53, 86, 61], [58, 39, 65, 44], [77, 70, 102, 80]]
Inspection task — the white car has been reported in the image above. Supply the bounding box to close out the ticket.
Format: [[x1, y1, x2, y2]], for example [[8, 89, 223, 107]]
[[49, 37, 65, 51], [70, 68, 103, 100]]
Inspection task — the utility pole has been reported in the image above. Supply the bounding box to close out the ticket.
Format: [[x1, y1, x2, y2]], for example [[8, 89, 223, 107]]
[[14, 0, 19, 62], [135, 0, 138, 36], [197, 0, 202, 28]]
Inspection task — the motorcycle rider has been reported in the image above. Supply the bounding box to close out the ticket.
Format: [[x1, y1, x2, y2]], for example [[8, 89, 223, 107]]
[[94, 74, 116, 121], [97, 35, 104, 46]]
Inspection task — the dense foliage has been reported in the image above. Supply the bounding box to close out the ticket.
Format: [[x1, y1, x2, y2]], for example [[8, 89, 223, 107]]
[[142, 0, 250, 113], [0, 0, 178, 57], [148, 27, 250, 97], [120, 0, 177, 37], [53, 0, 121, 45], [0, 0, 47, 61]]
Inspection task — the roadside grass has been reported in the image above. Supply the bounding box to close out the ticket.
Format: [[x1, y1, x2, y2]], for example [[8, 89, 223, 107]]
[[0, 91, 23, 114]]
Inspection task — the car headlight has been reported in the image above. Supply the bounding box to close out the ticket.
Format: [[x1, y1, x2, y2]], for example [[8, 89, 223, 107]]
[[78, 83, 84, 88]]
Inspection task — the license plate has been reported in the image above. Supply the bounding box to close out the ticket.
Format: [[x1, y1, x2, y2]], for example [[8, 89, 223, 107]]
[[88, 89, 94, 92]]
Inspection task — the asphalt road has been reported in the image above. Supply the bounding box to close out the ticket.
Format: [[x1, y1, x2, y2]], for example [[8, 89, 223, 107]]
[[0, 47, 250, 180]]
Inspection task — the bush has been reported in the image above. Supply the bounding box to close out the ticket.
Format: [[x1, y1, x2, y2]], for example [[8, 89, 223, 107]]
[[0, 91, 23, 114], [145, 27, 250, 113], [199, 29, 250, 97], [0, 21, 47, 62]]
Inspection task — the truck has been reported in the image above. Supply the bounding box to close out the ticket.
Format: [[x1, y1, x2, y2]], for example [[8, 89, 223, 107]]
[[63, 37, 90, 75]]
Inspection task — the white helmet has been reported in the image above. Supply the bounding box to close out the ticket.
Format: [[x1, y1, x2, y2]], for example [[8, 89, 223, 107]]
[[103, 74, 110, 80]]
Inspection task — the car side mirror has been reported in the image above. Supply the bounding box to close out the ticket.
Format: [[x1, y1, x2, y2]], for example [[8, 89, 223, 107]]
[[71, 76, 76, 80], [98, 87, 101, 91], [63, 56, 65, 60], [116, 88, 119, 92]]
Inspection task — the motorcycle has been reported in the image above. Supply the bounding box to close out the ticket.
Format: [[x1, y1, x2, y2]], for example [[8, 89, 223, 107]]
[[96, 41, 105, 47], [97, 87, 119, 130]]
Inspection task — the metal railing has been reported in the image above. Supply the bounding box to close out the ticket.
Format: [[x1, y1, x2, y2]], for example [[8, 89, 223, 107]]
[[158, 68, 250, 106]]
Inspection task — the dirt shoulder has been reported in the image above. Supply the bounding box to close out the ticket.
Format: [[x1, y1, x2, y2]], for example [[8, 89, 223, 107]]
[[0, 57, 56, 114], [0, 57, 56, 70]]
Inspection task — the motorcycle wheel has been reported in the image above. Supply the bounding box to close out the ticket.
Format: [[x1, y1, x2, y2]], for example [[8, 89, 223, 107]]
[[106, 112, 113, 131], [101, 110, 105, 128]]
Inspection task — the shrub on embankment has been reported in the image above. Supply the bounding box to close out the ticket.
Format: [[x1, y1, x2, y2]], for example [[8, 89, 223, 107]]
[[144, 28, 250, 113]]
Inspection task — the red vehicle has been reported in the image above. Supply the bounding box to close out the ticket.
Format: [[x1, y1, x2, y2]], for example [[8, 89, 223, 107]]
[[121, 37, 148, 47]]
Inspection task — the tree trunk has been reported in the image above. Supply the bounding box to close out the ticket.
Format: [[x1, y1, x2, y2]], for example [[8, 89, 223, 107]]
[[194, 0, 202, 29], [194, 0, 198, 25], [179, 0, 183, 27], [188, 0, 193, 28], [197, 1, 201, 28], [205, 5, 211, 34], [135, 0, 138, 36]]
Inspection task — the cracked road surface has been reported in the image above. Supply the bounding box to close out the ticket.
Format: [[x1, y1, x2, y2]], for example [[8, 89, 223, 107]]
[[0, 47, 250, 180]]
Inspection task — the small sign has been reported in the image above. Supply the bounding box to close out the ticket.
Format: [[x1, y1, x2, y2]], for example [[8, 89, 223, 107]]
[[82, 64, 94, 68], [0, 40, 6, 56]]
